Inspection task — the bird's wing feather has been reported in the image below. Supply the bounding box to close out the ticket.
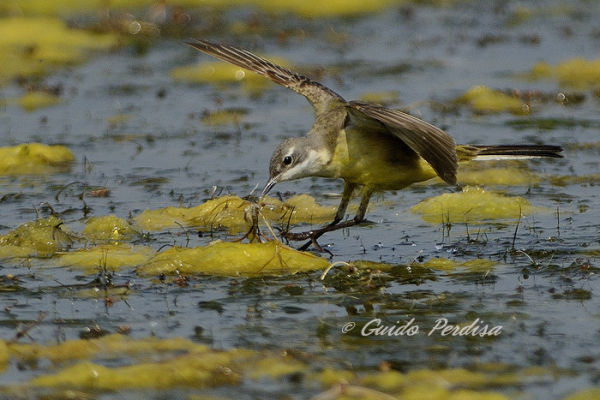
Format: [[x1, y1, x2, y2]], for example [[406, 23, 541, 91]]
[[347, 101, 458, 185], [185, 39, 344, 115]]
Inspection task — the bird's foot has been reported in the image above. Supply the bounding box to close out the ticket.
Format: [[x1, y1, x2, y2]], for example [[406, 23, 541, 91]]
[[281, 219, 362, 252]]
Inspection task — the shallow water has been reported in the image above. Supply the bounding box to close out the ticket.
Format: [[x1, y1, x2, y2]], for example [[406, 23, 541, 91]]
[[1, 1, 599, 399]]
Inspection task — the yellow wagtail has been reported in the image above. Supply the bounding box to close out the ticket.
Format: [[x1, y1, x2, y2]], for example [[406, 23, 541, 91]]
[[185, 40, 563, 248]]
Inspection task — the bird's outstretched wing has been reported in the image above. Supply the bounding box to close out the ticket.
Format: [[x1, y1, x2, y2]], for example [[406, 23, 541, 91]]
[[347, 101, 458, 185], [185, 39, 345, 115]]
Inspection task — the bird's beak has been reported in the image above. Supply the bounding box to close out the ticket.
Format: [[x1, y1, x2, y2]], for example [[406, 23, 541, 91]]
[[260, 176, 278, 198]]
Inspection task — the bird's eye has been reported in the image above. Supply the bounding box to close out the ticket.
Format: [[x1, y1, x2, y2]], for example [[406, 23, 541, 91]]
[[283, 155, 293, 166]]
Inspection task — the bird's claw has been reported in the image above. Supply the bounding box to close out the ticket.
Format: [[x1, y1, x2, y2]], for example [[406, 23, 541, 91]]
[[280, 220, 361, 252]]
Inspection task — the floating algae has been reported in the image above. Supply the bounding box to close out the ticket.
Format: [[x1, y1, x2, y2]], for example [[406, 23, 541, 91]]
[[57, 244, 154, 273], [136, 240, 328, 277], [1, 333, 555, 398], [0, 216, 73, 259], [12, 335, 247, 390], [14, 91, 62, 111], [457, 164, 541, 186], [529, 58, 600, 90], [82, 215, 140, 243], [411, 186, 536, 224], [172, 57, 292, 95], [133, 194, 336, 234], [0, 16, 118, 85], [455, 85, 528, 114], [1, 0, 394, 19], [423, 258, 499, 273], [0, 143, 75, 175]]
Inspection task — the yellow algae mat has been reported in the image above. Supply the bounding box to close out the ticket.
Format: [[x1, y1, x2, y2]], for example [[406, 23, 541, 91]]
[[172, 56, 293, 95], [1, 0, 394, 19], [456, 163, 544, 186], [134, 194, 336, 233], [137, 240, 328, 277], [57, 240, 329, 277], [57, 244, 155, 273], [0, 187, 553, 277], [411, 186, 544, 224], [0, 143, 75, 175], [528, 57, 600, 90], [0, 333, 572, 399], [0, 215, 328, 277], [0, 17, 118, 109], [0, 215, 74, 258], [456, 85, 529, 114]]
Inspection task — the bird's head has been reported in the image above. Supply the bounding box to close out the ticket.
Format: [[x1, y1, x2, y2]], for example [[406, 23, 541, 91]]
[[260, 137, 323, 197]]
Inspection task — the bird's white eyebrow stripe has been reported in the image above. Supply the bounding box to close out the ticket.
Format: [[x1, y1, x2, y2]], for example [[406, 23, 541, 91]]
[[284, 148, 295, 158]]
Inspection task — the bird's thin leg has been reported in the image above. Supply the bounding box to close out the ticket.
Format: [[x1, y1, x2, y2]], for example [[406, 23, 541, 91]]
[[294, 185, 374, 252], [298, 188, 374, 251], [332, 181, 357, 225], [295, 182, 358, 250], [354, 187, 374, 222], [282, 185, 373, 251]]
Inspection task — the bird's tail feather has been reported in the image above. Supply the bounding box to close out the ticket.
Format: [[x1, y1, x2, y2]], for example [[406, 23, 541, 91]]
[[457, 145, 563, 161]]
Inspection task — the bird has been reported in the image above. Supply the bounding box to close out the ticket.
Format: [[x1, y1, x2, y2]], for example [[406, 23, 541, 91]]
[[185, 39, 563, 248]]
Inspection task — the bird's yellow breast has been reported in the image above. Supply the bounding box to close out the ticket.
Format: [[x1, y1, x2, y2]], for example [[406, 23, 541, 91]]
[[325, 126, 438, 190]]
